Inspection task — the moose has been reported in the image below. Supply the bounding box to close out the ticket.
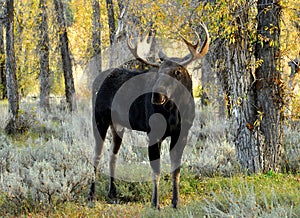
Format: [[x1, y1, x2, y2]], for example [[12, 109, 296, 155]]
[[89, 23, 210, 209]]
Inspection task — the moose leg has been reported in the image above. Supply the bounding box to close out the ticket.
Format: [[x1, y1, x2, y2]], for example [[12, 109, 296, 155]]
[[170, 135, 187, 209], [88, 116, 109, 204], [108, 125, 124, 202], [148, 142, 161, 209]]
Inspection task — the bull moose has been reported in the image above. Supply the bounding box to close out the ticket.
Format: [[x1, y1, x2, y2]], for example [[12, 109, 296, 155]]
[[89, 23, 210, 209]]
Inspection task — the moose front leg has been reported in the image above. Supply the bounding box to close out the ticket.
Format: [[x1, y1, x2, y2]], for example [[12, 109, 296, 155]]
[[171, 166, 181, 208], [170, 135, 186, 209], [148, 142, 161, 209]]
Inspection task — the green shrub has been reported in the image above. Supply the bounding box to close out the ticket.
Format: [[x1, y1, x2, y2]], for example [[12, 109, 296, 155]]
[[202, 184, 295, 218], [282, 126, 300, 174], [0, 136, 93, 215], [0, 99, 300, 216]]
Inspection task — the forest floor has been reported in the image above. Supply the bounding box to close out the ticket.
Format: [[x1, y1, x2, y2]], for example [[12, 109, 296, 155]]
[[16, 172, 300, 217], [1, 100, 300, 217]]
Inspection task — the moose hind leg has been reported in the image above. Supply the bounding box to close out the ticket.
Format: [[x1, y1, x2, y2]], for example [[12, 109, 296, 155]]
[[88, 116, 109, 204], [148, 142, 161, 209], [108, 125, 124, 202]]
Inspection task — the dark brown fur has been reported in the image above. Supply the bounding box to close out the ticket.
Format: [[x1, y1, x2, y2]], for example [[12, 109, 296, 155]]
[[89, 60, 195, 209]]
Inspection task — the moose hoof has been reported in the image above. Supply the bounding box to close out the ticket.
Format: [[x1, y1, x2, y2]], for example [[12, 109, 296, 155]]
[[88, 194, 95, 208], [88, 200, 95, 208], [108, 191, 118, 204], [109, 199, 118, 204], [151, 203, 160, 210], [172, 199, 179, 209]]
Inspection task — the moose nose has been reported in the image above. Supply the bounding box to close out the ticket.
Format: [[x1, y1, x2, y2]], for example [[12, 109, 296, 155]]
[[152, 93, 167, 105]]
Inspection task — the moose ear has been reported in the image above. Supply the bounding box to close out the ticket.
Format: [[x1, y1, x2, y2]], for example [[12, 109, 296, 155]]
[[158, 50, 168, 61]]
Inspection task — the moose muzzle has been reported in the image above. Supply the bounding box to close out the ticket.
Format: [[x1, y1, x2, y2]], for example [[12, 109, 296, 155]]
[[151, 92, 168, 105]]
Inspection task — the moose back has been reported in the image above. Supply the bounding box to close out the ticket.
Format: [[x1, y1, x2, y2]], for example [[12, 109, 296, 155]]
[[89, 23, 210, 209]]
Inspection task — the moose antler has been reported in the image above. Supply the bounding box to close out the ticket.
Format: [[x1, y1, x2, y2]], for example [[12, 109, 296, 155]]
[[127, 28, 160, 67], [178, 23, 210, 66], [128, 23, 210, 67]]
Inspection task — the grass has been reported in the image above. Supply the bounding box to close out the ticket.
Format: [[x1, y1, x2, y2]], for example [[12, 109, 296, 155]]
[[4, 170, 298, 217], [1, 100, 300, 217]]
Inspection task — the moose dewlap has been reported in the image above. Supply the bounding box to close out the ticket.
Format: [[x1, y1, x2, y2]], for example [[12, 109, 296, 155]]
[[89, 23, 210, 209]]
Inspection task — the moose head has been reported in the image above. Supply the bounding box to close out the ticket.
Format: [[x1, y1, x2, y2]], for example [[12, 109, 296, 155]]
[[127, 23, 210, 107], [89, 23, 210, 209]]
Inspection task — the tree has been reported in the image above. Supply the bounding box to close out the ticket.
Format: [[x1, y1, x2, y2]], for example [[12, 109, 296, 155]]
[[39, 0, 51, 110], [105, 0, 117, 68], [117, 0, 124, 14], [92, 0, 102, 73], [255, 0, 283, 173], [5, 0, 19, 133], [206, 0, 284, 173], [0, 24, 6, 100], [54, 0, 76, 111], [207, 1, 262, 173], [105, 0, 116, 45]]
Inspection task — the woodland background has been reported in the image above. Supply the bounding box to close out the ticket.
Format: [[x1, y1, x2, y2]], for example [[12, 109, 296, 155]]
[[0, 0, 299, 217]]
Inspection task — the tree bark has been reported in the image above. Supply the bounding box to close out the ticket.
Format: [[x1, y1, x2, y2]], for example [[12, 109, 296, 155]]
[[117, 0, 124, 14], [39, 0, 51, 110], [255, 0, 283, 173], [0, 24, 6, 100], [227, 42, 263, 173], [212, 1, 284, 174], [92, 0, 102, 74], [106, 0, 116, 45], [106, 0, 116, 67], [54, 0, 76, 112], [211, 3, 264, 174], [5, 0, 19, 133]]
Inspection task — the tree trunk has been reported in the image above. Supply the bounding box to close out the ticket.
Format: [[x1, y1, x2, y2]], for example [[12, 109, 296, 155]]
[[213, 38, 233, 119], [5, 0, 19, 133], [106, 0, 116, 45], [106, 0, 116, 67], [117, 0, 124, 14], [213, 1, 284, 174], [39, 0, 51, 110], [211, 4, 264, 174], [255, 0, 283, 173], [227, 42, 263, 173], [0, 24, 6, 100], [92, 0, 102, 74], [54, 0, 76, 112]]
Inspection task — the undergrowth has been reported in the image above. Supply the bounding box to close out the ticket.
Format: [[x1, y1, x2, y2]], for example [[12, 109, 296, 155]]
[[0, 100, 299, 217]]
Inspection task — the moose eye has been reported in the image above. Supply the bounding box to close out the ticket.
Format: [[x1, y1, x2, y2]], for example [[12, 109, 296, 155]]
[[174, 70, 181, 76]]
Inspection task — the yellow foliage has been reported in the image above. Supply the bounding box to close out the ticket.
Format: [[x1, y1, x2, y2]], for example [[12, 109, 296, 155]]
[[68, 0, 93, 60], [4, 0, 298, 119], [281, 0, 300, 120]]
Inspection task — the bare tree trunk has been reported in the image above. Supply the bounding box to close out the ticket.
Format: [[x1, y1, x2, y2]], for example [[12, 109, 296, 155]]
[[106, 0, 116, 67], [39, 0, 51, 110], [54, 0, 76, 112], [5, 0, 19, 133], [227, 42, 263, 173], [211, 1, 283, 174], [213, 38, 233, 119], [211, 4, 264, 174], [106, 0, 116, 45], [92, 0, 102, 74], [117, 0, 124, 14], [255, 0, 283, 173], [0, 24, 6, 100]]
